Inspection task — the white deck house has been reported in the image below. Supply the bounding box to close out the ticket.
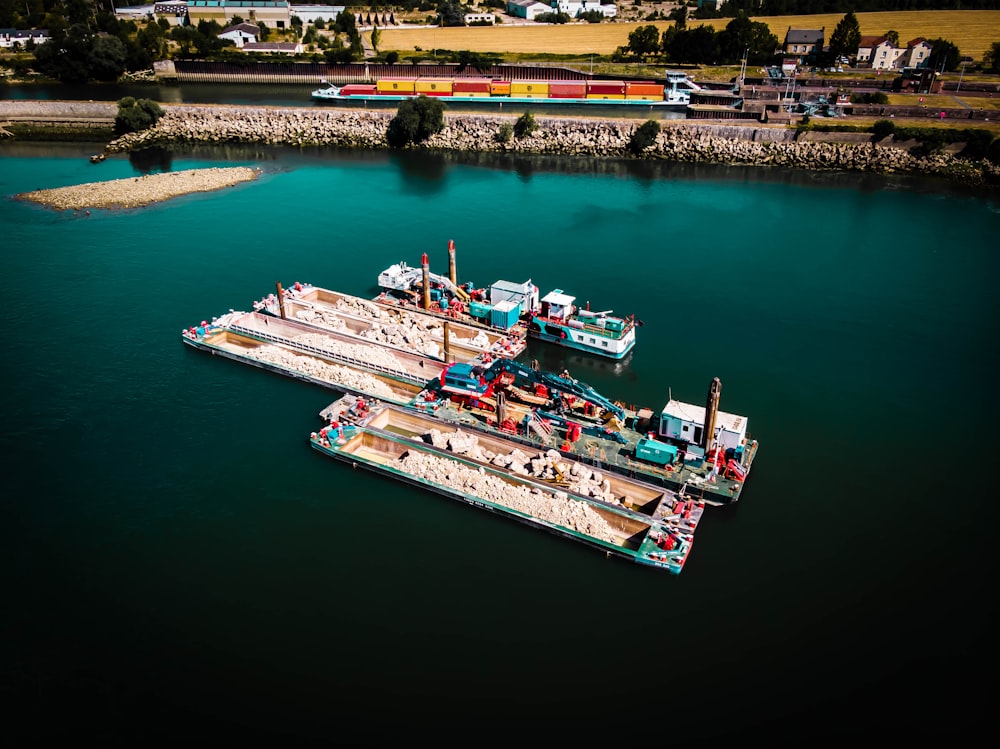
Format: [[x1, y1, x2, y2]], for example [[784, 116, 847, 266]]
[[657, 400, 748, 453]]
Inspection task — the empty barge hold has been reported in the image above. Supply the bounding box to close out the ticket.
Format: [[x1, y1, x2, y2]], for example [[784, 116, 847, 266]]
[[180, 312, 429, 405], [312, 399, 703, 573], [256, 281, 526, 361]]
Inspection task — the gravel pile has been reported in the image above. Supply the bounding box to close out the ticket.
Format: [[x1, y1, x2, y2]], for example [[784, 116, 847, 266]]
[[396, 449, 623, 545], [16, 167, 259, 210], [243, 343, 397, 397], [293, 331, 413, 371], [423, 428, 627, 506]]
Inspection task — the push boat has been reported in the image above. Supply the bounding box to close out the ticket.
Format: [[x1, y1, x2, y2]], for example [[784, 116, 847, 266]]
[[311, 72, 702, 109], [311, 397, 703, 574]]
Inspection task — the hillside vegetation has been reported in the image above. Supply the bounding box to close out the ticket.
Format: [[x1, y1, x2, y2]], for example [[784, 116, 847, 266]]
[[379, 10, 1000, 63]]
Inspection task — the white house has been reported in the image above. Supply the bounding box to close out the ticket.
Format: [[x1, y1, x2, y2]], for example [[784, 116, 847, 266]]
[[506, 0, 552, 20], [464, 13, 496, 25], [0, 28, 50, 48], [549, 0, 616, 18], [218, 22, 260, 48], [900, 38, 933, 68], [870, 37, 906, 70]]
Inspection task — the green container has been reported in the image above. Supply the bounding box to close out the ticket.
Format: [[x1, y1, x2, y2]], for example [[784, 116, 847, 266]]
[[636, 438, 677, 466]]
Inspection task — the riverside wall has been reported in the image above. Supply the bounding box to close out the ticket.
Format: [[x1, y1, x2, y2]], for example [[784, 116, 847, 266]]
[[3, 100, 996, 184]]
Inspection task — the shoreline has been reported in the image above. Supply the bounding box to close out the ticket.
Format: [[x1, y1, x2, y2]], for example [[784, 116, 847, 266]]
[[4, 100, 998, 189], [15, 166, 260, 210]]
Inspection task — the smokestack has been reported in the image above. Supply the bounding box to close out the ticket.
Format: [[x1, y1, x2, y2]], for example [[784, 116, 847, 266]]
[[421, 252, 431, 310], [275, 281, 286, 320], [702, 377, 721, 452], [448, 239, 457, 286], [443, 320, 451, 363]]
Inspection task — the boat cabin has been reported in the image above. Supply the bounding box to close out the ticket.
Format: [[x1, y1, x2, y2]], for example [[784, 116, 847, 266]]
[[539, 290, 576, 321]]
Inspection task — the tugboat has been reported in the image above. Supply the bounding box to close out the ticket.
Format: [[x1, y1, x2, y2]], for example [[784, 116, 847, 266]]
[[525, 290, 636, 360]]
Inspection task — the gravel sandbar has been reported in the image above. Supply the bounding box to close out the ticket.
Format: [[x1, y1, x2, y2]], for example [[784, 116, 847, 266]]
[[16, 167, 259, 210]]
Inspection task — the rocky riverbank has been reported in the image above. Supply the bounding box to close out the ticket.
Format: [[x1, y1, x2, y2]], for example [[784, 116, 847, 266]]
[[16, 167, 260, 210], [101, 104, 997, 185]]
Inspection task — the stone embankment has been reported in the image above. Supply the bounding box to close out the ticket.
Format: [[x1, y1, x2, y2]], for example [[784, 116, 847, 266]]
[[3, 100, 995, 184], [16, 167, 259, 210], [101, 104, 996, 182]]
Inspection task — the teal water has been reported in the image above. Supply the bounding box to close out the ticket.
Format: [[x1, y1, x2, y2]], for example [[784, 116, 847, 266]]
[[2, 143, 997, 742]]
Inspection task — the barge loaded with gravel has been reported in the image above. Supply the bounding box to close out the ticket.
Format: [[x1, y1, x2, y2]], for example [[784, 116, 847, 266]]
[[311, 398, 703, 573], [254, 280, 525, 363]]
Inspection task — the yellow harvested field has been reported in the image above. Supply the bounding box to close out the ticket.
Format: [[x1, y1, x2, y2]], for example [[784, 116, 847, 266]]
[[380, 11, 1000, 62]]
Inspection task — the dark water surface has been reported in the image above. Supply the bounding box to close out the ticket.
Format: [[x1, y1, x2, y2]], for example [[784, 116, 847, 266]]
[[1, 143, 996, 742]]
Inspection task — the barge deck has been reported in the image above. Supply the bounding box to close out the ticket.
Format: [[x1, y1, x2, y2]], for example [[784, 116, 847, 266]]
[[312, 397, 703, 573], [256, 282, 527, 362]]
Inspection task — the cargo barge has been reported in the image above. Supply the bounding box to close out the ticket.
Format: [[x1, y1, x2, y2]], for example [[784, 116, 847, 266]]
[[256, 279, 526, 363], [376, 242, 636, 360], [312, 72, 703, 110], [180, 311, 431, 405], [310, 398, 703, 573]]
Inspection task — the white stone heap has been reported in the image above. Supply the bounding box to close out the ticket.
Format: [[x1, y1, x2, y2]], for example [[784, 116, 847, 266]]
[[396, 448, 623, 546], [242, 344, 397, 397], [423, 428, 627, 506]]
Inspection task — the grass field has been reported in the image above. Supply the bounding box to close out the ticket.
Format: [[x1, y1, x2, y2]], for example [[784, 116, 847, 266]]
[[379, 11, 1000, 63]]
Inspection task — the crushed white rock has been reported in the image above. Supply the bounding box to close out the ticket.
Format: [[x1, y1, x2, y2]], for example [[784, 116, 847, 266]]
[[242, 344, 396, 397], [396, 448, 622, 545]]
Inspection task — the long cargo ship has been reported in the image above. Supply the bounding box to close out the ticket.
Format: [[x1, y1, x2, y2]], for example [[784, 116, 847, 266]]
[[310, 398, 703, 573], [311, 71, 703, 109]]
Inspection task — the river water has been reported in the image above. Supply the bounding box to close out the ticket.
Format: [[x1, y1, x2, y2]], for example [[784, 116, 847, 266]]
[[1, 137, 996, 742]]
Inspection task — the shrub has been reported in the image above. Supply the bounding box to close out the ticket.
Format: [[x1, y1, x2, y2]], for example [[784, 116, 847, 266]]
[[628, 119, 660, 155], [386, 95, 445, 147], [872, 119, 896, 140], [513, 112, 537, 139], [114, 97, 164, 135], [495, 122, 513, 144]]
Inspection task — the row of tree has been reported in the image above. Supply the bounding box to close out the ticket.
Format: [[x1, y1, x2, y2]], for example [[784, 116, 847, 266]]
[[692, 0, 1000, 20], [622, 10, 973, 71]]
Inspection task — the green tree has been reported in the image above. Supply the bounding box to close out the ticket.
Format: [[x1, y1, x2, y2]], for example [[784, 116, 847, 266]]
[[386, 95, 445, 147], [885, 30, 899, 47], [628, 120, 660, 155], [828, 11, 861, 61], [513, 112, 537, 139], [114, 96, 164, 135], [33, 22, 126, 83], [627, 24, 661, 58], [668, 4, 687, 29], [984, 41, 1000, 74], [926, 38, 962, 72], [717, 12, 778, 65], [371, 24, 381, 52], [437, 0, 466, 27]]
